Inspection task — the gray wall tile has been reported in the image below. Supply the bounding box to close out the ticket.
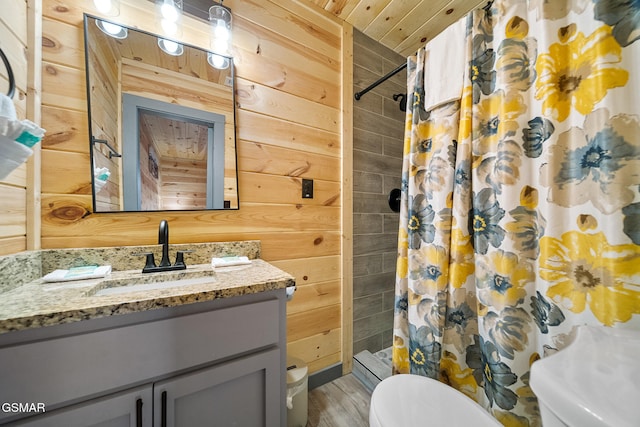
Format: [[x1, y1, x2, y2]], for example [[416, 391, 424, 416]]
[[353, 29, 405, 355]]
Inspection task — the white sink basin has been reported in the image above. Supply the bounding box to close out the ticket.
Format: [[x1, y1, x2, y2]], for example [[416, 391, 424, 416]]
[[92, 275, 216, 296]]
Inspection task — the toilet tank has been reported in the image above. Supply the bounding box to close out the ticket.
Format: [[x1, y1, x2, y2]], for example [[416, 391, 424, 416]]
[[530, 325, 640, 427]]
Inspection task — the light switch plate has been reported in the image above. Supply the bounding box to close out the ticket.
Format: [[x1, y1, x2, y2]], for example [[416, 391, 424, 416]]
[[302, 179, 313, 198]]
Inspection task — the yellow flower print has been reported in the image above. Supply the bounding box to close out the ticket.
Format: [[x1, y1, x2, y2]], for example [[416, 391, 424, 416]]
[[397, 228, 409, 279], [458, 86, 473, 142], [440, 354, 478, 400], [397, 255, 408, 280], [535, 25, 629, 122], [494, 410, 531, 427], [505, 15, 529, 39], [477, 250, 535, 310], [403, 120, 413, 156], [473, 90, 527, 156], [408, 289, 423, 306], [392, 335, 410, 374], [450, 228, 475, 288], [540, 231, 640, 326], [409, 245, 449, 296]]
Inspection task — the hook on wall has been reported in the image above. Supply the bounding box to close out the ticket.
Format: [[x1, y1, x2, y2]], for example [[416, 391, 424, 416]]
[[0, 47, 16, 99], [393, 93, 407, 112], [388, 188, 401, 213]]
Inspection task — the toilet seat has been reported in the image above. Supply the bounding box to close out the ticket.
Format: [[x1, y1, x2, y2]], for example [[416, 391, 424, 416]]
[[369, 374, 501, 427]]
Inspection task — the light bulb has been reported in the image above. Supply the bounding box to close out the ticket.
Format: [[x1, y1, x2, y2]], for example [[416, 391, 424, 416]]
[[94, 0, 120, 16], [95, 19, 128, 39], [160, 0, 182, 22], [207, 52, 229, 70], [163, 40, 178, 53], [102, 21, 123, 35], [158, 39, 184, 56], [214, 19, 229, 41], [208, 4, 232, 67], [94, 0, 112, 14]]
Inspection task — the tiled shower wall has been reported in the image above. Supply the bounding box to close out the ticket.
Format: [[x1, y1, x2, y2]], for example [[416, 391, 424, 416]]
[[352, 30, 406, 355]]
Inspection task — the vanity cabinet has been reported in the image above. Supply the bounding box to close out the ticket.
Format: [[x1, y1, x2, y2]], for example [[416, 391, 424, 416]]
[[0, 290, 287, 426], [11, 386, 153, 427], [155, 348, 281, 426]]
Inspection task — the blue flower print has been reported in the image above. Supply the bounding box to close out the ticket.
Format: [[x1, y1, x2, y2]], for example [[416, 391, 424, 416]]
[[418, 138, 433, 153], [418, 291, 447, 337], [408, 194, 435, 249], [470, 35, 496, 103], [466, 335, 518, 410], [507, 200, 546, 260], [530, 291, 565, 334], [412, 87, 430, 123], [455, 160, 471, 189], [484, 308, 532, 359], [593, 0, 640, 47], [395, 292, 408, 316], [444, 289, 479, 353], [622, 202, 640, 244], [522, 117, 554, 158], [409, 324, 442, 378], [541, 109, 640, 214], [496, 37, 538, 92], [470, 188, 506, 254]]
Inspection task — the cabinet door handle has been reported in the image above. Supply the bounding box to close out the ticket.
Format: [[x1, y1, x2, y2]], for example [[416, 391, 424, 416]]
[[136, 398, 143, 427], [161, 391, 167, 427]]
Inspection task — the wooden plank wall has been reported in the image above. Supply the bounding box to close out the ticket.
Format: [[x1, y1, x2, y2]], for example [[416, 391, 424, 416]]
[[39, 0, 346, 374], [0, 1, 29, 255]]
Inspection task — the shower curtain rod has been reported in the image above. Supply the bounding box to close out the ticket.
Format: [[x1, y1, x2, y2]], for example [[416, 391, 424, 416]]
[[354, 1, 494, 102], [354, 62, 407, 100]]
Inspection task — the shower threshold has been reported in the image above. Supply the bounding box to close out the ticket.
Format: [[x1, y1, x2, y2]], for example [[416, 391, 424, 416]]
[[353, 347, 392, 392]]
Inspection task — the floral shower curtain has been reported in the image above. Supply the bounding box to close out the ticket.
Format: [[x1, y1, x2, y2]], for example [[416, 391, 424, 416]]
[[392, 0, 640, 425]]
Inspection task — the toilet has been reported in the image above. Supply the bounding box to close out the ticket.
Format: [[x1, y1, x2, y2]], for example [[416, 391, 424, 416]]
[[369, 374, 502, 427], [530, 325, 640, 427], [370, 326, 640, 427]]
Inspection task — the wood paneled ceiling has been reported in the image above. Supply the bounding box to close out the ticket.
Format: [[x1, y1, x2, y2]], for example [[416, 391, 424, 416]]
[[303, 0, 487, 57]]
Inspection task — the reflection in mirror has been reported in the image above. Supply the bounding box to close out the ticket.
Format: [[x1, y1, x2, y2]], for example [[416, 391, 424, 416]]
[[84, 14, 238, 212]]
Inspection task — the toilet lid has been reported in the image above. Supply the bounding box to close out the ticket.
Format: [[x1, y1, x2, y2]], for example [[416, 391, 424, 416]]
[[370, 374, 501, 427], [530, 326, 640, 427]]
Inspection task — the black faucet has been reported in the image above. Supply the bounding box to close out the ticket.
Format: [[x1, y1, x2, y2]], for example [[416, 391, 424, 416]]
[[158, 219, 171, 267], [138, 220, 190, 273]]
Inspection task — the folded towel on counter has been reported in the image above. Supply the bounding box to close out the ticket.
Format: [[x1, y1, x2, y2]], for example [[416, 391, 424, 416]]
[[423, 16, 466, 111], [211, 256, 251, 268], [0, 94, 17, 121], [0, 135, 33, 180], [43, 265, 112, 282]]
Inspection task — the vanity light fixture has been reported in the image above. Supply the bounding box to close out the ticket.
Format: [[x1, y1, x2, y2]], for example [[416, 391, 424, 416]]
[[158, 0, 183, 37], [95, 19, 128, 39], [208, 2, 232, 70], [158, 38, 184, 56], [93, 0, 120, 16], [207, 52, 229, 70]]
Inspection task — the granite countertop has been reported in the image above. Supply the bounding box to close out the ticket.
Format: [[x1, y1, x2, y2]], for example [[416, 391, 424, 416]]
[[0, 242, 295, 335]]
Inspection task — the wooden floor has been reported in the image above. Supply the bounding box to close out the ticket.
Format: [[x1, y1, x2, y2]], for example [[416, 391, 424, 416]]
[[307, 374, 372, 427]]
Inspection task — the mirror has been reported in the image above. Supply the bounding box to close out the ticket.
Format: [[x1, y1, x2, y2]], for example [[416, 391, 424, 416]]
[[84, 14, 238, 212]]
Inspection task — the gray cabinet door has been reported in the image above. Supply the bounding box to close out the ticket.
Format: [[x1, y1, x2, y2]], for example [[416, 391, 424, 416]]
[[11, 386, 153, 427], [153, 348, 282, 427]]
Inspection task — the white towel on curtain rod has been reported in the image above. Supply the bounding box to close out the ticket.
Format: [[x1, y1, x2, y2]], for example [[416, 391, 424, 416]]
[[423, 17, 466, 111]]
